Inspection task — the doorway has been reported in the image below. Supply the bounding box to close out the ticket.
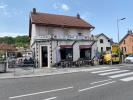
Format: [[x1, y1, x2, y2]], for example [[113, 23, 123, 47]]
[[41, 46, 48, 67]]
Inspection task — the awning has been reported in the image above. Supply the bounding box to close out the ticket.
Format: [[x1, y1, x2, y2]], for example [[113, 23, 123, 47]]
[[60, 45, 72, 48], [79, 45, 91, 49]]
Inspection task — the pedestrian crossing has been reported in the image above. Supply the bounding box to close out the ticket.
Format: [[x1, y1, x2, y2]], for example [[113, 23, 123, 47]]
[[88, 67, 133, 82]]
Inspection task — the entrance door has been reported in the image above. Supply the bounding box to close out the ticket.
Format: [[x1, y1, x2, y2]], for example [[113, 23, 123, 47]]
[[41, 46, 48, 67]]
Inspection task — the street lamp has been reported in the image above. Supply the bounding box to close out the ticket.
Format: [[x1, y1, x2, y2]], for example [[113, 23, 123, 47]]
[[117, 17, 126, 63], [117, 17, 126, 43]]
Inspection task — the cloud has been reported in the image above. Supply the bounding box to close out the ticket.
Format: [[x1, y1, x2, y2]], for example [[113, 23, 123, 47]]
[[0, 1, 24, 17], [81, 12, 92, 21], [0, 2, 9, 16], [0, 4, 7, 9], [0, 32, 27, 37], [54, 3, 70, 11]]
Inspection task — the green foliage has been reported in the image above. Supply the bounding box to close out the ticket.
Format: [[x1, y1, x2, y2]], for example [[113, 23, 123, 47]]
[[0, 36, 15, 44], [0, 35, 30, 48], [0, 51, 6, 61]]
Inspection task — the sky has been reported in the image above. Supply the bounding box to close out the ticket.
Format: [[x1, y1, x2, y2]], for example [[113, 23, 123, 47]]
[[0, 0, 133, 42]]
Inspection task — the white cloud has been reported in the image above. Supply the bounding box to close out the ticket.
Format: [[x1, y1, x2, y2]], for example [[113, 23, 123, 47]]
[[0, 4, 7, 9], [0, 2, 24, 17], [81, 12, 92, 21], [61, 4, 69, 11], [54, 3, 70, 11], [0, 2, 9, 16], [0, 32, 27, 37]]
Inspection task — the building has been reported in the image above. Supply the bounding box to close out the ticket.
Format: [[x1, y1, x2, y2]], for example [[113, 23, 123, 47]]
[[16, 48, 32, 58], [0, 43, 16, 58], [119, 30, 133, 55], [29, 8, 96, 68], [94, 33, 112, 54]]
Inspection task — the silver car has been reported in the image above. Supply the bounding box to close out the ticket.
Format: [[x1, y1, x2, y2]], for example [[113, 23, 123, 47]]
[[125, 54, 133, 63]]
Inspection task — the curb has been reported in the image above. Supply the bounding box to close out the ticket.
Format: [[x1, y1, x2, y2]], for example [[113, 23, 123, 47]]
[[0, 69, 87, 80], [0, 64, 124, 80]]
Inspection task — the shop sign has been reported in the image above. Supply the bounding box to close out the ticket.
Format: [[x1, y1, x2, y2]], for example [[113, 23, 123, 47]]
[[35, 35, 96, 41], [36, 35, 51, 39]]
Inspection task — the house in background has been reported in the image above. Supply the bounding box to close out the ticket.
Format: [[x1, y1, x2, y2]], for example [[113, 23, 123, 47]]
[[29, 8, 96, 68], [119, 30, 133, 55], [94, 33, 112, 54], [16, 48, 32, 58]]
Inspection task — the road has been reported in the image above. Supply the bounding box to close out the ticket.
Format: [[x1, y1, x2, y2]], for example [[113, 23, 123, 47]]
[[1, 64, 133, 100]]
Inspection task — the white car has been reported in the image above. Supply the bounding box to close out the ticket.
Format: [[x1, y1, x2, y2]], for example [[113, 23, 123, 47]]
[[125, 55, 133, 63]]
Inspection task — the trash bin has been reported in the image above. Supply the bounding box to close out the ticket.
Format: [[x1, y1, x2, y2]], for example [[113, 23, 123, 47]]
[[0, 61, 7, 72]]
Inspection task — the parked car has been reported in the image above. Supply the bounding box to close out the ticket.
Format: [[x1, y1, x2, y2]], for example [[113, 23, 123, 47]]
[[125, 54, 133, 63]]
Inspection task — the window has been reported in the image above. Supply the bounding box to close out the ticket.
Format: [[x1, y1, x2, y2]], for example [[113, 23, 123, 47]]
[[106, 47, 111, 51], [80, 48, 91, 59], [48, 27, 53, 35], [64, 28, 68, 35], [100, 39, 103, 43], [123, 40, 125, 44], [101, 47, 103, 52], [78, 33, 82, 36], [60, 48, 73, 60], [124, 47, 126, 52], [108, 40, 110, 42]]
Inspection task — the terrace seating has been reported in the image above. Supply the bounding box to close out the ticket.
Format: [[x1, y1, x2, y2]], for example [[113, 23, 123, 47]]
[[16, 57, 35, 67]]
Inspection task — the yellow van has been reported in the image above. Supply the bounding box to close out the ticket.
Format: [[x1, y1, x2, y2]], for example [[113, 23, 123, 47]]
[[111, 54, 120, 64], [103, 53, 120, 64]]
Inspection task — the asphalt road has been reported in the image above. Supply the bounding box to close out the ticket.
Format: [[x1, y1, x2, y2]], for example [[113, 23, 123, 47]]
[[0, 64, 133, 100]]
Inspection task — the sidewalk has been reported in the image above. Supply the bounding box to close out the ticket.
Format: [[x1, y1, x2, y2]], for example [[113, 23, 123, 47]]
[[0, 66, 97, 79], [0, 64, 128, 79]]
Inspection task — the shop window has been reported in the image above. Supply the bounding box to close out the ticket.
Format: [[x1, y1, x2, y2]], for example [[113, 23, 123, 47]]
[[60, 48, 73, 60], [100, 39, 103, 43], [80, 48, 91, 59]]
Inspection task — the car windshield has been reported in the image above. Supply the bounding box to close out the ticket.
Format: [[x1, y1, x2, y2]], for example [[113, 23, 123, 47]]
[[128, 55, 133, 57], [112, 55, 118, 57]]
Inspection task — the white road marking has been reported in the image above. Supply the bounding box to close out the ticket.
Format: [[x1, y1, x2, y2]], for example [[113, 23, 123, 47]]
[[9, 86, 73, 99], [90, 79, 112, 85], [99, 70, 129, 76], [79, 81, 116, 92], [91, 69, 119, 74], [120, 76, 133, 82], [83, 67, 112, 72], [43, 97, 57, 100], [109, 72, 133, 78]]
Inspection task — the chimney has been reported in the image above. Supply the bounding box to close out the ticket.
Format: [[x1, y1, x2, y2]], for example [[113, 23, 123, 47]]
[[77, 13, 80, 19], [33, 8, 36, 14], [128, 30, 132, 34]]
